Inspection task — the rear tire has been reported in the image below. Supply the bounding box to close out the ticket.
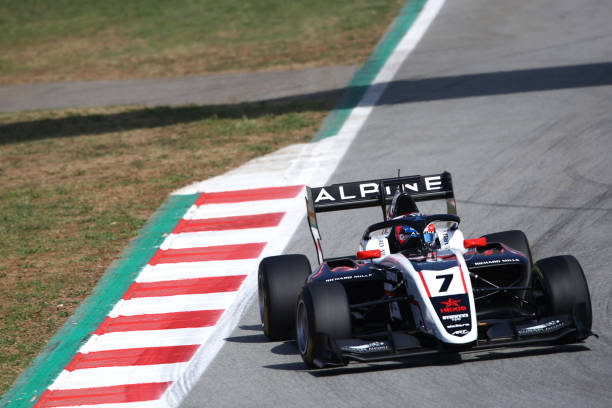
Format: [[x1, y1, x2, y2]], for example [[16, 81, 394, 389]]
[[533, 255, 592, 341], [296, 282, 351, 368], [258, 254, 311, 340]]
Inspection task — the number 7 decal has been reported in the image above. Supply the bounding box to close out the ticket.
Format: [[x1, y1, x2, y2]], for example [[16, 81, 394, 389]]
[[436, 274, 454, 292], [420, 267, 465, 297]]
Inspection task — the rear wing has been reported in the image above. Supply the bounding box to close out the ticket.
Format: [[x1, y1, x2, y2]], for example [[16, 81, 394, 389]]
[[305, 172, 456, 263]]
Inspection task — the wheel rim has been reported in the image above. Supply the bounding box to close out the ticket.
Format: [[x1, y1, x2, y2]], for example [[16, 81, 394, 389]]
[[296, 300, 309, 355]]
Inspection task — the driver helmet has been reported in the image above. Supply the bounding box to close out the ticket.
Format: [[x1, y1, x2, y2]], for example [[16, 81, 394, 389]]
[[423, 223, 437, 246], [395, 224, 421, 251]]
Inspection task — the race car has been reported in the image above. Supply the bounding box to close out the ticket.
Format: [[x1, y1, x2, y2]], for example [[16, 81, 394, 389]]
[[258, 172, 593, 368]]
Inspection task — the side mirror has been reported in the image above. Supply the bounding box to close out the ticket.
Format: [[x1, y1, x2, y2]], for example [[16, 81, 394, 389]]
[[357, 249, 381, 260], [463, 238, 487, 248]]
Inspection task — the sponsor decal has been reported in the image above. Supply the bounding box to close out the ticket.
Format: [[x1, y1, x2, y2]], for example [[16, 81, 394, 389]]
[[325, 273, 373, 282], [312, 175, 444, 203], [431, 294, 472, 336], [447, 323, 470, 329], [439, 297, 467, 314], [517, 319, 566, 336], [473, 258, 520, 266], [378, 239, 387, 255], [341, 341, 391, 354], [442, 313, 469, 321]]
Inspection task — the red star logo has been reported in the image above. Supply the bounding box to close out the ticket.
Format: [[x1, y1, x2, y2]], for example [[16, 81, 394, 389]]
[[441, 298, 461, 308]]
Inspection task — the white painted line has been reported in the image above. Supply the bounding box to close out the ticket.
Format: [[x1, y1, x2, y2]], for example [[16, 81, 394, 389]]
[[53, 401, 166, 408], [136, 260, 256, 283], [109, 292, 238, 318], [159, 227, 276, 250], [183, 198, 295, 219], [49, 363, 189, 390], [79, 327, 216, 353]]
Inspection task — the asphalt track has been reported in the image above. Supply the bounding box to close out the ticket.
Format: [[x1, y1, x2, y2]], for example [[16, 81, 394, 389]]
[[181, 0, 612, 406], [0, 65, 358, 113]]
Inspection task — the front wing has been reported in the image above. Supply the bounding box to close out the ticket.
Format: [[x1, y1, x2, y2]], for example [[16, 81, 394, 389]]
[[310, 307, 591, 368]]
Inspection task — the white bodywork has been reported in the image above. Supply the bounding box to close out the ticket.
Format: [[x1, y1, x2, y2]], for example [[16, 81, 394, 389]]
[[362, 226, 477, 345]]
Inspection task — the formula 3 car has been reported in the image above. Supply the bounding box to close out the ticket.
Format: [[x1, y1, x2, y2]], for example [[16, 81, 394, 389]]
[[258, 172, 593, 368]]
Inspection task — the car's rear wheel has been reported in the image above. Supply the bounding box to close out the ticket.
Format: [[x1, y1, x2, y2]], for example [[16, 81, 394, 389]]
[[258, 254, 311, 340], [296, 281, 351, 368], [533, 255, 592, 342]]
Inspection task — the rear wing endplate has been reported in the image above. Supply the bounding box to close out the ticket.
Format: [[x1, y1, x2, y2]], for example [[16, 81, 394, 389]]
[[305, 172, 456, 263]]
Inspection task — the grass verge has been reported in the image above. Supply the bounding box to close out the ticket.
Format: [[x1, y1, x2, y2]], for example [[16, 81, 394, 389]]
[[0, 97, 333, 394], [0, 0, 405, 84]]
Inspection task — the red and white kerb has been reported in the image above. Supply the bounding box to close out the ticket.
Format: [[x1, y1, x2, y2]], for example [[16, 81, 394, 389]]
[[34, 185, 303, 408]]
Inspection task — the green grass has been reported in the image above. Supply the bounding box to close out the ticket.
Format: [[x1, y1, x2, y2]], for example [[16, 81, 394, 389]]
[[0, 0, 404, 84], [0, 98, 334, 394]]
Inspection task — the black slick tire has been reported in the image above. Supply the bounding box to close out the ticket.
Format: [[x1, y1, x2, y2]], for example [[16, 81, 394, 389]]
[[296, 281, 351, 369], [533, 255, 592, 341], [258, 254, 311, 340]]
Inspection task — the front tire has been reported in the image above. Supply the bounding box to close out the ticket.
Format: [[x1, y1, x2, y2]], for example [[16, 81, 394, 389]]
[[258, 254, 311, 340], [533, 255, 592, 341], [296, 281, 351, 368]]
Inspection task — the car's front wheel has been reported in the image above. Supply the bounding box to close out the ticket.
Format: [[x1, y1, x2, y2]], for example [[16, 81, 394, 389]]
[[533, 255, 592, 342], [258, 254, 311, 340], [296, 281, 351, 368]]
